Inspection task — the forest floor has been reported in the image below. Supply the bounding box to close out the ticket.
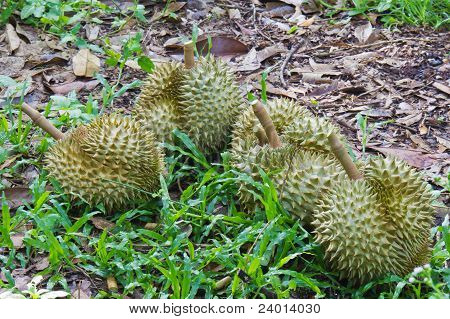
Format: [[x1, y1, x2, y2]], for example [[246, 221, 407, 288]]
[[0, 0, 449, 299]]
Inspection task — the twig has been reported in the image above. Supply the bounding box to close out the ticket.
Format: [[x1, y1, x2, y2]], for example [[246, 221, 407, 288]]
[[183, 41, 195, 69], [328, 133, 363, 180], [21, 103, 64, 140], [280, 39, 305, 88], [251, 100, 282, 148]]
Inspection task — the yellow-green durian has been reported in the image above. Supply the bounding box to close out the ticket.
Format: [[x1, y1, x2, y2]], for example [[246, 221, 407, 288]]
[[133, 62, 184, 143], [284, 116, 343, 154], [313, 178, 408, 283], [178, 56, 244, 152], [134, 56, 243, 153], [364, 156, 435, 269], [45, 114, 164, 209], [231, 98, 346, 223], [313, 156, 435, 283], [137, 61, 184, 101]]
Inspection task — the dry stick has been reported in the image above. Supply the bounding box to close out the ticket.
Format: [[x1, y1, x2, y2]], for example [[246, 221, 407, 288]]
[[183, 40, 195, 69], [21, 103, 64, 140], [279, 39, 305, 88], [328, 133, 363, 180], [251, 100, 282, 148]]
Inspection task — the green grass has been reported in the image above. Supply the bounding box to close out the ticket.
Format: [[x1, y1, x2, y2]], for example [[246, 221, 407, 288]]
[[0, 127, 449, 299], [322, 0, 449, 29]]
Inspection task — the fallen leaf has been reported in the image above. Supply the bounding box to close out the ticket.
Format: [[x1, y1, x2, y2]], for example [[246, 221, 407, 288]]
[[418, 121, 428, 135], [0, 56, 25, 77], [0, 154, 21, 170], [263, 4, 295, 18], [432, 81, 450, 95], [308, 81, 339, 96], [72, 49, 100, 77], [85, 24, 100, 41], [298, 16, 315, 27], [34, 257, 50, 271], [14, 276, 31, 291], [436, 136, 450, 150], [261, 17, 291, 32], [253, 81, 297, 99], [48, 80, 99, 95], [256, 44, 285, 62], [196, 36, 248, 57], [237, 48, 260, 71], [371, 147, 449, 169], [354, 22, 373, 44], [409, 134, 432, 152], [6, 24, 21, 53], [3, 187, 32, 209], [71, 281, 91, 299], [168, 36, 248, 59], [397, 112, 422, 126], [11, 233, 24, 249], [91, 217, 115, 230], [228, 8, 241, 19], [150, 1, 186, 22]]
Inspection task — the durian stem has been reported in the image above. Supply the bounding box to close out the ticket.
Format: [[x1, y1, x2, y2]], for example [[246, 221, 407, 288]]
[[251, 100, 282, 148], [328, 133, 363, 180], [255, 127, 269, 146], [21, 103, 65, 140], [183, 40, 195, 69]]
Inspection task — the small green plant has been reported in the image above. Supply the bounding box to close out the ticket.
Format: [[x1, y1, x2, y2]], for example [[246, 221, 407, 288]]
[[356, 113, 393, 157], [320, 0, 449, 28], [99, 32, 153, 108], [0, 275, 69, 299]]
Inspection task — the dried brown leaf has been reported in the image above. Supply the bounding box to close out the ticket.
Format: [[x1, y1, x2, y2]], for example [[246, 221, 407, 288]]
[[3, 187, 32, 209], [48, 80, 99, 95], [354, 22, 373, 44], [72, 49, 100, 77], [432, 81, 450, 95], [397, 112, 422, 126], [91, 217, 116, 230], [371, 147, 448, 169], [6, 24, 21, 53]]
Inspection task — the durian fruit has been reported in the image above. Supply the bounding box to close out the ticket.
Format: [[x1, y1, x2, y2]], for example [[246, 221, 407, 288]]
[[364, 156, 435, 268], [45, 114, 164, 209], [134, 56, 244, 153], [133, 62, 184, 142], [313, 178, 407, 282], [178, 56, 244, 152], [312, 156, 435, 283], [231, 98, 346, 223]]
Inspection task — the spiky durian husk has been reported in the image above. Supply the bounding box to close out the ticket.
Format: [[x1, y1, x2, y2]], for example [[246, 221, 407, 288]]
[[231, 98, 347, 222], [234, 146, 345, 223], [45, 114, 164, 209], [136, 61, 184, 102], [133, 62, 184, 143], [178, 56, 244, 153], [364, 156, 435, 270], [134, 57, 243, 153], [313, 157, 435, 283], [133, 98, 180, 143], [284, 116, 343, 154], [231, 98, 311, 154], [313, 178, 408, 283]]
